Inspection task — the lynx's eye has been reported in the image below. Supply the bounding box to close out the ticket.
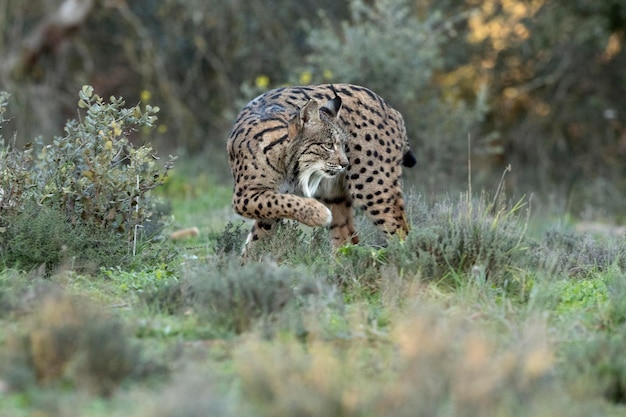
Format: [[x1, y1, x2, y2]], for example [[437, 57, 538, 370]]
[[322, 142, 334, 151]]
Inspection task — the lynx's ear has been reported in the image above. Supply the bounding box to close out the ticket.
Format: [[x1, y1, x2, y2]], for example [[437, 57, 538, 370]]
[[300, 99, 321, 125], [320, 86, 342, 119], [288, 99, 320, 138]]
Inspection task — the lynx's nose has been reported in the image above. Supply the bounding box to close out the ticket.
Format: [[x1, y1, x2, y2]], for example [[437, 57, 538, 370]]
[[339, 154, 349, 170]]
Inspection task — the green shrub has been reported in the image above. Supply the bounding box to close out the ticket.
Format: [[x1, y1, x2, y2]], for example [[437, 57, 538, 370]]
[[534, 230, 626, 278], [0, 86, 175, 270], [245, 222, 331, 264], [561, 332, 626, 404], [330, 193, 530, 294], [2, 202, 137, 272], [214, 221, 249, 255], [406, 194, 529, 286], [2, 202, 76, 270], [539, 268, 626, 405], [145, 260, 296, 335], [144, 258, 339, 338]]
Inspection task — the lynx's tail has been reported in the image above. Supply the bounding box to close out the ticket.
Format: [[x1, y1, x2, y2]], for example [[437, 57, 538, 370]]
[[402, 148, 417, 167]]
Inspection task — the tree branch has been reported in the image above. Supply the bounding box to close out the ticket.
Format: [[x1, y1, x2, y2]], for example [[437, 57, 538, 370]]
[[12, 0, 96, 77]]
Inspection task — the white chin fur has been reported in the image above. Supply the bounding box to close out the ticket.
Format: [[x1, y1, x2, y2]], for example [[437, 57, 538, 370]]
[[299, 167, 326, 198], [298, 163, 345, 198]]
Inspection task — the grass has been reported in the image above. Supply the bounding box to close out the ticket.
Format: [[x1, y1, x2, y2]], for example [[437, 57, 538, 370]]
[[157, 168, 234, 233], [1, 165, 626, 417]]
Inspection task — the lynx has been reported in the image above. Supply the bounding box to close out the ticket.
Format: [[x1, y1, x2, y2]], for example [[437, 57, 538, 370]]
[[227, 84, 416, 258]]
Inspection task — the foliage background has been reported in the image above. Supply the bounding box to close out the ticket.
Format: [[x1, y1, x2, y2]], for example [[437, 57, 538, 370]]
[[1, 0, 625, 219]]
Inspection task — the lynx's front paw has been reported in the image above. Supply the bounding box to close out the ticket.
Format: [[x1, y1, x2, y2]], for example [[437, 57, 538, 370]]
[[300, 201, 332, 227]]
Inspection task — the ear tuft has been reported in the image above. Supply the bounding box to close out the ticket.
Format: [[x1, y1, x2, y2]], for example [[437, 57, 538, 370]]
[[320, 84, 342, 119], [319, 95, 342, 119]]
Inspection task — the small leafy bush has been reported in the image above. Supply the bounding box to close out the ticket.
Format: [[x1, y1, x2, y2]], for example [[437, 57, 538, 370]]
[[36, 85, 175, 238], [0, 86, 175, 270], [3, 202, 134, 271], [553, 278, 609, 317], [2, 202, 77, 270]]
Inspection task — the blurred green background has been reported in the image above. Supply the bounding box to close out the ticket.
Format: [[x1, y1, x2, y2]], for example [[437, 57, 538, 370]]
[[1, 0, 625, 217]]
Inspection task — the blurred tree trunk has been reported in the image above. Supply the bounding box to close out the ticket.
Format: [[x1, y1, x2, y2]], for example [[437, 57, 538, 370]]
[[9, 0, 95, 79]]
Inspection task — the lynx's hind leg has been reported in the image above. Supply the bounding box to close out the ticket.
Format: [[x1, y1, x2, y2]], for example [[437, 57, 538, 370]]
[[322, 196, 359, 249], [242, 219, 280, 260], [350, 183, 409, 238]]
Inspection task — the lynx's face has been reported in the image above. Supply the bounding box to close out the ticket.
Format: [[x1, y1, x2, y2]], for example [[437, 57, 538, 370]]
[[287, 98, 350, 197]]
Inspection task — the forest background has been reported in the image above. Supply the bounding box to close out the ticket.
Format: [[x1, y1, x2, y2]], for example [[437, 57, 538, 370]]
[[1, 0, 625, 219]]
